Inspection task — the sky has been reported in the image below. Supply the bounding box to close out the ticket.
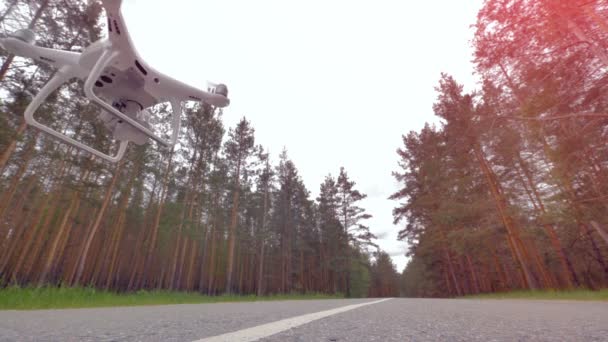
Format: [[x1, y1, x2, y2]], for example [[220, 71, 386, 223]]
[[122, 0, 483, 272]]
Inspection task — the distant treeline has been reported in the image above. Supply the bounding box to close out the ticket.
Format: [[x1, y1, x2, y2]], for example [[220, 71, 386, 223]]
[[0, 1, 400, 297], [394, 0, 608, 297]]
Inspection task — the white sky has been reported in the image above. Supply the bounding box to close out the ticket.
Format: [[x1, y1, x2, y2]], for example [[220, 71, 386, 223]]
[[122, 0, 483, 272]]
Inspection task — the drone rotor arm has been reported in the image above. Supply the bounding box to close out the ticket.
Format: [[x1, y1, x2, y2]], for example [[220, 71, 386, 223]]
[[32, 46, 81, 69], [159, 76, 230, 108], [101, 0, 125, 42], [0, 37, 81, 70]]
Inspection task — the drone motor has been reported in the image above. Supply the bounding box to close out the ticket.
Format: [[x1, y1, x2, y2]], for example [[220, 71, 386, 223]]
[[215, 84, 228, 97]]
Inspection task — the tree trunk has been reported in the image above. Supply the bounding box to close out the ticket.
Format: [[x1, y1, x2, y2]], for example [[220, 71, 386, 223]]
[[445, 248, 462, 296], [589, 221, 608, 246], [73, 161, 123, 285], [169, 175, 198, 289], [35, 157, 91, 285], [20, 168, 69, 280], [169, 228, 185, 289], [0, 176, 39, 281], [442, 264, 454, 296], [206, 189, 221, 295], [517, 154, 578, 288], [7, 192, 50, 282], [225, 160, 242, 293], [0, 0, 51, 171], [141, 151, 174, 288], [586, 222, 608, 279], [492, 251, 508, 291], [185, 239, 198, 291], [473, 144, 537, 289], [176, 238, 189, 290], [0, 133, 37, 220], [0, 122, 25, 174], [104, 163, 139, 289], [126, 173, 160, 291], [37, 190, 80, 286], [199, 219, 211, 293], [257, 241, 265, 296], [104, 204, 127, 289]]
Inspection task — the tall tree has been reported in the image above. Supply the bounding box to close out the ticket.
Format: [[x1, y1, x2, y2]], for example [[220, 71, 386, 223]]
[[336, 167, 375, 297], [223, 117, 256, 293]]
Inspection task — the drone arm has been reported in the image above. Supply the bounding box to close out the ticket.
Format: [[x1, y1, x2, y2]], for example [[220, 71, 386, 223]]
[[28, 45, 80, 69], [0, 37, 80, 69], [163, 78, 230, 108], [24, 66, 128, 163]]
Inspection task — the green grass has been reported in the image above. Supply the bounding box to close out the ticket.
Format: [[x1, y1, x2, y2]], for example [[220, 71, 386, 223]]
[[0, 286, 344, 310], [464, 289, 608, 301]]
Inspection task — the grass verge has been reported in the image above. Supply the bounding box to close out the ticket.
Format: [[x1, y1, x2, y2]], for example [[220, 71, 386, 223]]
[[464, 289, 608, 301], [0, 286, 344, 310]]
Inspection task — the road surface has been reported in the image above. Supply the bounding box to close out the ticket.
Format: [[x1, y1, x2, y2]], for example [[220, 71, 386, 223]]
[[0, 298, 606, 341]]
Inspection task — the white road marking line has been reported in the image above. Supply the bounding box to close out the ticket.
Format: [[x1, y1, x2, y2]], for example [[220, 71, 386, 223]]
[[193, 298, 392, 342]]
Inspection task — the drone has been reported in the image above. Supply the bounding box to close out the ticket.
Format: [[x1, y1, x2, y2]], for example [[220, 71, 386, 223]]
[[0, 0, 229, 162]]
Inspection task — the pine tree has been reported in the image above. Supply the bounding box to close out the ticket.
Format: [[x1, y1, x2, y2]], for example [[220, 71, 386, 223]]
[[336, 167, 375, 296], [223, 117, 256, 293]]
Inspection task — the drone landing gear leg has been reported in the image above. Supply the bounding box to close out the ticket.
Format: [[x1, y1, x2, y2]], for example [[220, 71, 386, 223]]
[[24, 67, 129, 163]]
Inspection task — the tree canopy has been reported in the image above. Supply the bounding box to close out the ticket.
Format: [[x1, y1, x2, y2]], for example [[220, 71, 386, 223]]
[[396, 0, 608, 297]]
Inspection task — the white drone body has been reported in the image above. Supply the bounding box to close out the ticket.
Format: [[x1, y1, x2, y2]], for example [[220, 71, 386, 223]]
[[0, 0, 229, 162]]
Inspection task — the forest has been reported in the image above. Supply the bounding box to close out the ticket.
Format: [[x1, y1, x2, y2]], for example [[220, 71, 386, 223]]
[[395, 0, 608, 297], [3, 0, 608, 301], [0, 1, 400, 297]]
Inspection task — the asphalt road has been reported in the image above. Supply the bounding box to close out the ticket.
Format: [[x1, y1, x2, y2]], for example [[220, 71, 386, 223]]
[[0, 298, 606, 341]]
